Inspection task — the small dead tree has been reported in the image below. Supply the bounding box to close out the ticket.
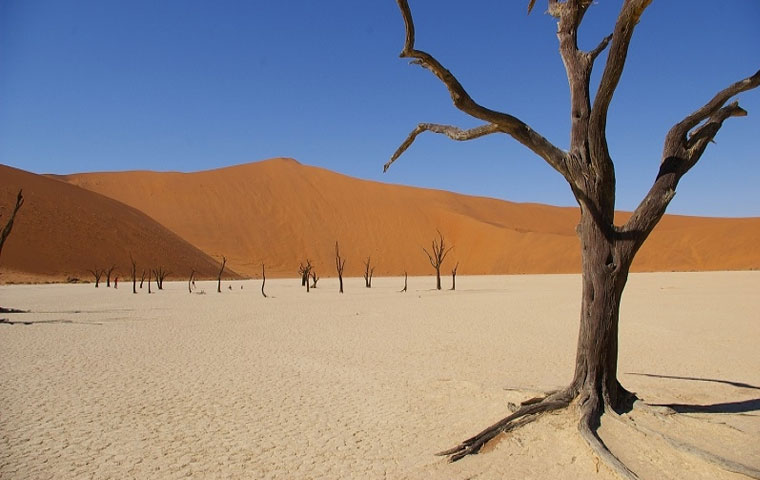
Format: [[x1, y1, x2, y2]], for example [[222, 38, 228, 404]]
[[217, 256, 227, 293], [400, 271, 408, 293], [385, 1, 760, 476], [335, 242, 346, 293], [310, 270, 319, 288], [129, 254, 137, 294], [450, 262, 459, 291], [0, 189, 24, 260], [147, 269, 152, 294], [140, 270, 146, 289], [105, 265, 117, 288], [423, 230, 452, 290], [87, 268, 103, 288], [153, 266, 169, 290], [363, 256, 375, 288], [188, 269, 196, 294], [261, 263, 267, 298], [298, 259, 313, 292]]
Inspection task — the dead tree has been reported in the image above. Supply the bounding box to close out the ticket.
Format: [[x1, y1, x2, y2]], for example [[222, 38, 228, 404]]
[[310, 270, 319, 288], [335, 242, 346, 293], [261, 263, 267, 298], [130, 254, 137, 294], [450, 261, 459, 291], [217, 256, 227, 293], [188, 269, 196, 294], [400, 271, 408, 293], [385, 1, 760, 476], [87, 268, 103, 288], [422, 230, 452, 291], [140, 270, 146, 289], [147, 269, 152, 294], [298, 259, 313, 292], [363, 256, 375, 288], [153, 266, 169, 290], [0, 189, 24, 260], [105, 265, 117, 288]]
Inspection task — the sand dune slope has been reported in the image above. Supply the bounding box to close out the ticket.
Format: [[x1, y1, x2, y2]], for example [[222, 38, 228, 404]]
[[0, 164, 234, 283], [59, 158, 760, 278]]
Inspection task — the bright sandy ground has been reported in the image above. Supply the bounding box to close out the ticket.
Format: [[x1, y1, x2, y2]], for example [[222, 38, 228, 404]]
[[1, 272, 758, 479]]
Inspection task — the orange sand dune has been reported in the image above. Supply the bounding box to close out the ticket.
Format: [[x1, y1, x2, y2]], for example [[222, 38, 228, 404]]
[[0, 164, 235, 283], [56, 158, 760, 278]]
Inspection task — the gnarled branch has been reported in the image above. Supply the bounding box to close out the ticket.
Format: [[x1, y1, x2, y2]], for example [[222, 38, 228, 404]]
[[393, 0, 568, 178], [384, 123, 500, 172]]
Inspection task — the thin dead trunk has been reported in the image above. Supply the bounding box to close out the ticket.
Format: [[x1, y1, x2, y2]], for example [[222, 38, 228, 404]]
[[363, 256, 375, 288], [335, 242, 346, 294], [450, 262, 459, 291], [148, 270, 152, 294], [0, 189, 24, 260], [189, 269, 196, 294], [400, 271, 408, 293], [140, 270, 146, 289], [261, 263, 267, 298], [217, 256, 227, 293], [130, 254, 137, 294], [105, 265, 117, 288], [310, 271, 319, 288]]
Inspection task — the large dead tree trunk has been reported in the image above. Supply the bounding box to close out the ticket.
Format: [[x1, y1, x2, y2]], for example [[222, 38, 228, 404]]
[[386, 1, 760, 477], [335, 242, 346, 293], [217, 256, 226, 293], [423, 230, 452, 291], [0, 189, 24, 260]]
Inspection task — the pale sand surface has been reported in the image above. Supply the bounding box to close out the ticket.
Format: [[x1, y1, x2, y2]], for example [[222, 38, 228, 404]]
[[1, 272, 758, 479]]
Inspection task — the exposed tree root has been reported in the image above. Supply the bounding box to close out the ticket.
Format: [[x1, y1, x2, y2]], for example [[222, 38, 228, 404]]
[[437, 390, 572, 463], [439, 384, 759, 480], [611, 403, 760, 479]]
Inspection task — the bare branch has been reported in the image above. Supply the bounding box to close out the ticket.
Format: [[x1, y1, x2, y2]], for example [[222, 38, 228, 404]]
[[384, 123, 500, 172], [667, 70, 760, 146], [588, 34, 613, 61], [394, 0, 568, 177]]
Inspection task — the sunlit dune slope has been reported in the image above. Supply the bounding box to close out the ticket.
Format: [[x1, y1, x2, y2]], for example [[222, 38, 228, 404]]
[[57, 158, 760, 278], [0, 164, 236, 283]]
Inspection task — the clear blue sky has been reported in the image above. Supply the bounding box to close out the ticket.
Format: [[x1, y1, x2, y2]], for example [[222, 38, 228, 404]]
[[1, 1, 759, 217]]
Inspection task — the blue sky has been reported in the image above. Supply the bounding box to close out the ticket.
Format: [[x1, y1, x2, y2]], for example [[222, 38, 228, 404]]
[[1, 1, 758, 217]]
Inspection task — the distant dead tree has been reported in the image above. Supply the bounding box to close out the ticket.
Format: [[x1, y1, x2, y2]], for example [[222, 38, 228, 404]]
[[335, 242, 346, 293], [310, 270, 319, 288], [153, 266, 169, 290], [0, 189, 24, 260], [129, 254, 137, 294], [451, 261, 459, 291], [261, 263, 267, 298], [363, 256, 375, 288], [105, 265, 117, 288], [217, 256, 227, 293], [188, 269, 196, 294], [87, 268, 104, 288], [400, 271, 408, 293], [423, 230, 453, 290], [147, 269, 152, 294], [298, 259, 312, 287], [298, 259, 313, 292], [140, 270, 146, 289]]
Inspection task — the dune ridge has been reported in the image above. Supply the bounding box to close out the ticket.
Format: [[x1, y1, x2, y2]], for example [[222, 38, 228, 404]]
[[57, 158, 760, 278], [3, 158, 759, 282]]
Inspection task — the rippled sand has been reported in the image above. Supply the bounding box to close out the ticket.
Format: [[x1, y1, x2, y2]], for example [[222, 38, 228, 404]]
[[1, 272, 758, 479]]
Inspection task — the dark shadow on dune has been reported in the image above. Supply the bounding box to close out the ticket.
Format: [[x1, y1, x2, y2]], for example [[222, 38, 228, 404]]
[[1, 318, 102, 326], [626, 372, 760, 391], [652, 398, 760, 415]]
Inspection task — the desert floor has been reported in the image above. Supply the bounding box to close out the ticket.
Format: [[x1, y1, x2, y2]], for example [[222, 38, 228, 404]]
[[1, 272, 758, 479]]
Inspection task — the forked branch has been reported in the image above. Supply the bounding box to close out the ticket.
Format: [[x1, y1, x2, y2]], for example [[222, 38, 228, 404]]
[[384, 123, 500, 172], [392, 0, 567, 177]]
